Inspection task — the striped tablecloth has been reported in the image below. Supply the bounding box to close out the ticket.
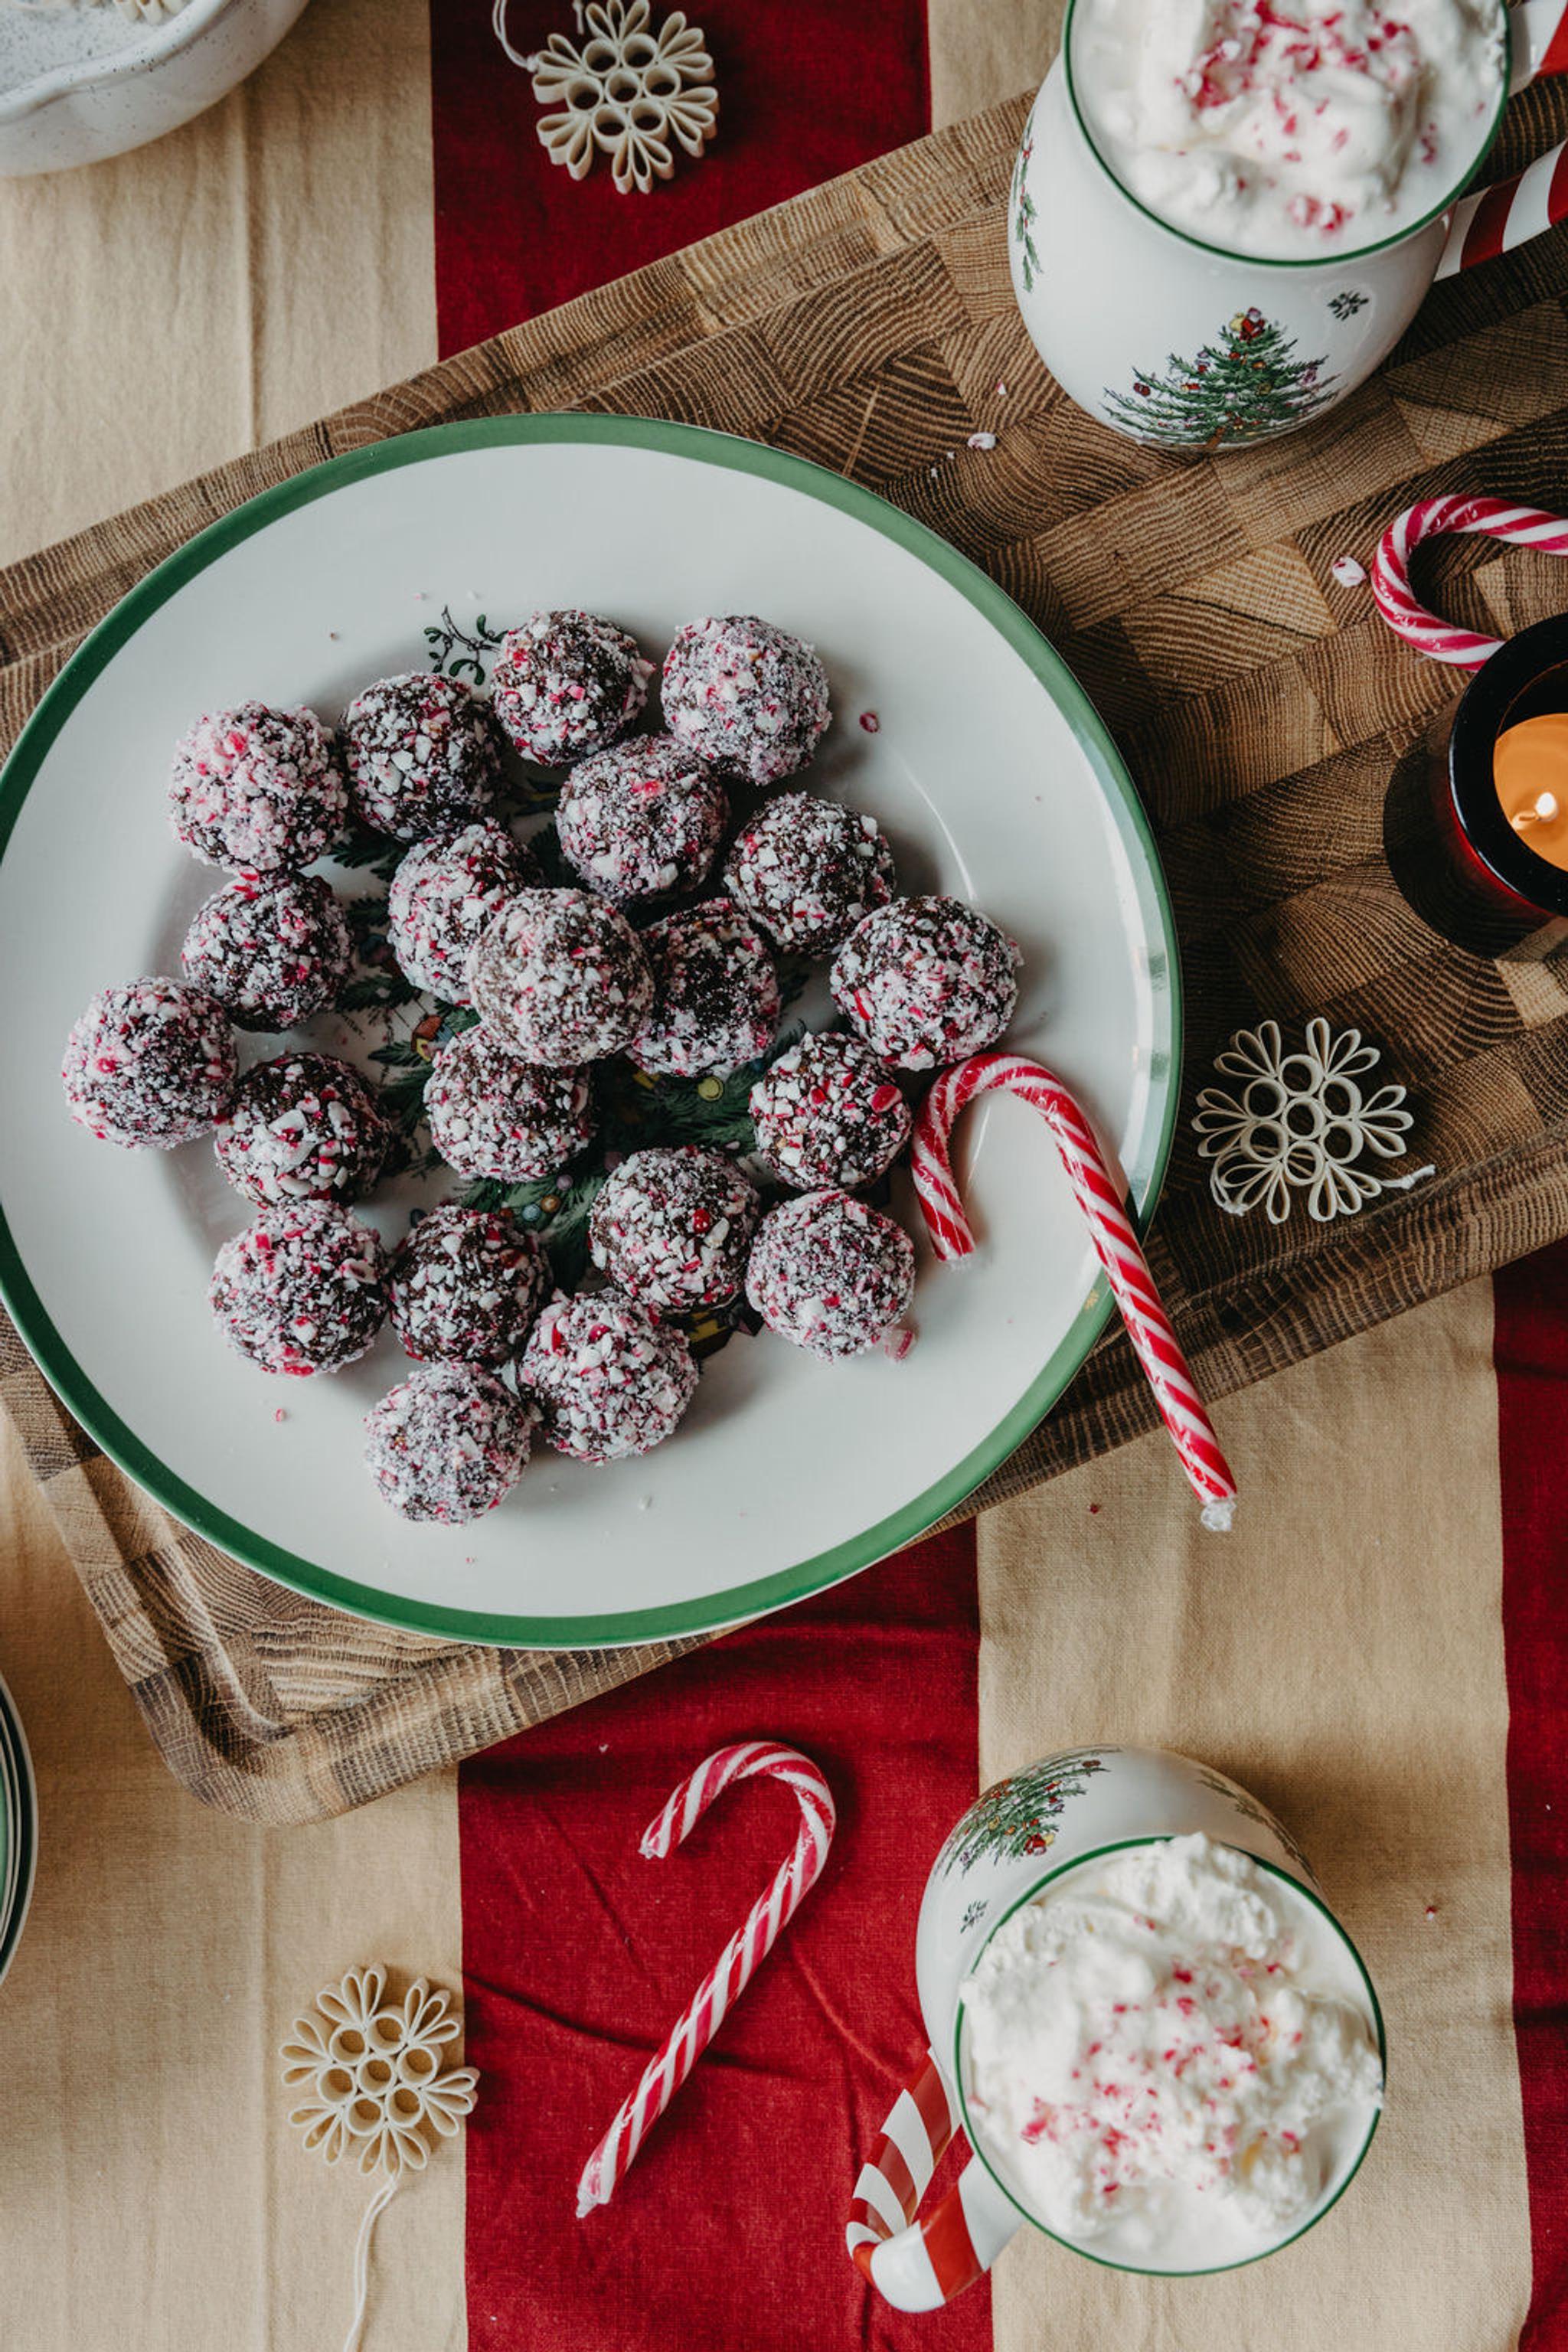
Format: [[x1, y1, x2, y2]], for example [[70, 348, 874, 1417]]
[[0, 6, 1561, 2347]]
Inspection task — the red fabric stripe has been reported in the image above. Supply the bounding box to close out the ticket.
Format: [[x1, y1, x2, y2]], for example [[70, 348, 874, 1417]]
[[430, 0, 931, 356], [459, 1530, 988, 2350], [1494, 1244, 1568, 2350], [1461, 175, 1523, 271]]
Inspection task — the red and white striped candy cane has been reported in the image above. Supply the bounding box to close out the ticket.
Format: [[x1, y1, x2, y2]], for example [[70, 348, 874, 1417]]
[[1437, 0, 1568, 277], [911, 1052, 1236, 1530], [575, 1740, 835, 2216], [1370, 493, 1568, 668]]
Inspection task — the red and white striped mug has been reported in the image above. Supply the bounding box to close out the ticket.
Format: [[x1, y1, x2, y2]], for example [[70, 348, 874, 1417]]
[[847, 1746, 1384, 2311], [1011, 0, 1568, 449]]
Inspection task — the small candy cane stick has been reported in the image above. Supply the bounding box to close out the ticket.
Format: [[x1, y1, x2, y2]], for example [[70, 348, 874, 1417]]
[[1370, 494, 1568, 669], [576, 1740, 836, 2216], [911, 1052, 1236, 1530]]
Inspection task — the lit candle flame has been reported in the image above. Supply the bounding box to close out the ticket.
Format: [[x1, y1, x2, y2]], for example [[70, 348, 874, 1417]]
[[1511, 791, 1560, 832]]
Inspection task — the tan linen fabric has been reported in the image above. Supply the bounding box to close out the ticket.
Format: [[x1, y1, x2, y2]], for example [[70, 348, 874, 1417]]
[[0, 0, 436, 568], [978, 1280, 1531, 2351], [0, 1410, 466, 2350], [928, 0, 1061, 129]]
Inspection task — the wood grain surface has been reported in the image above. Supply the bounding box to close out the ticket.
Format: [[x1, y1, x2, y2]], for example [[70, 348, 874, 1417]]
[[5, 85, 1568, 1821]]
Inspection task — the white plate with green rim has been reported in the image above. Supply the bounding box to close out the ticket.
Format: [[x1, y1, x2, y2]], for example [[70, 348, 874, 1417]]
[[0, 416, 1180, 1649], [0, 1671, 37, 1988]]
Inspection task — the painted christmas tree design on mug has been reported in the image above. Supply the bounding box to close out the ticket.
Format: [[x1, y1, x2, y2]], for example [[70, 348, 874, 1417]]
[[1104, 308, 1337, 449]]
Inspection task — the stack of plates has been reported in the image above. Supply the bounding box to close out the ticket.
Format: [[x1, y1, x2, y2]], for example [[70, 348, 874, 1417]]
[[0, 1671, 36, 1988]]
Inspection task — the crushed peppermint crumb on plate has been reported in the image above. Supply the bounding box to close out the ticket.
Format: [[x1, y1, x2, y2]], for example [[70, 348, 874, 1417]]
[[859, 711, 880, 733], [995, 380, 1008, 397], [1331, 555, 1367, 586], [967, 433, 998, 450]]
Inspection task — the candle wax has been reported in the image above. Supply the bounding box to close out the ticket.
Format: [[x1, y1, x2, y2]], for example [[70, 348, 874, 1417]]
[[1493, 713, 1568, 874]]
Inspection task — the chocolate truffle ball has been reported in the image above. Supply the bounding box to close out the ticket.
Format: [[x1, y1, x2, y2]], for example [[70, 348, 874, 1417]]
[[831, 895, 1021, 1071], [555, 734, 727, 906], [388, 1203, 553, 1367], [748, 1033, 912, 1192], [489, 610, 653, 767], [662, 616, 831, 787], [588, 1147, 760, 1313], [746, 1189, 915, 1361], [424, 1024, 595, 1183], [387, 819, 541, 1001], [341, 672, 505, 840], [364, 1363, 532, 1525], [468, 887, 653, 1065], [519, 1292, 697, 1464], [181, 872, 352, 1031], [214, 1052, 390, 1207], [209, 1200, 387, 1377], [723, 792, 896, 957], [168, 703, 347, 874], [62, 976, 237, 1150], [629, 898, 780, 1081]]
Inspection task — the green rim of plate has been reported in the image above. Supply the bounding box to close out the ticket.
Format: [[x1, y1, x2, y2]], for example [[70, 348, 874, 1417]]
[[0, 1674, 37, 1989], [0, 413, 1181, 1648]]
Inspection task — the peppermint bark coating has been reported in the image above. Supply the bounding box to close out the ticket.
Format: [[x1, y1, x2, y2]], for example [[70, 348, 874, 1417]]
[[209, 1200, 387, 1376], [388, 1204, 553, 1367], [629, 898, 780, 1080], [168, 703, 347, 874], [519, 1292, 697, 1463], [662, 616, 831, 787], [62, 976, 237, 1150], [364, 1363, 532, 1524], [489, 610, 653, 767], [387, 820, 541, 1001], [214, 1053, 390, 1207], [588, 1146, 760, 1312], [341, 672, 505, 840], [468, 887, 653, 1065], [181, 872, 352, 1031], [723, 792, 895, 956], [424, 1024, 595, 1182], [830, 894, 1021, 1071], [745, 1188, 915, 1360], [748, 1032, 912, 1191], [556, 734, 727, 906]]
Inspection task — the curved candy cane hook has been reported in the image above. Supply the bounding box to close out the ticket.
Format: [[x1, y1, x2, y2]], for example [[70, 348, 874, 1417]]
[[576, 1740, 837, 2215]]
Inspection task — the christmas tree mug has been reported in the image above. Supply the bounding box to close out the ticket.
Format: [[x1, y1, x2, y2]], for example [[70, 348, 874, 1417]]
[[1011, 0, 1568, 449], [846, 1746, 1384, 2310]]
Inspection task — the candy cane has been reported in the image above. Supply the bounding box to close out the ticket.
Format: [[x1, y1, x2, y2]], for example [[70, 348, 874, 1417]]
[[910, 1053, 1236, 1530], [576, 1740, 836, 2215], [1370, 494, 1568, 668]]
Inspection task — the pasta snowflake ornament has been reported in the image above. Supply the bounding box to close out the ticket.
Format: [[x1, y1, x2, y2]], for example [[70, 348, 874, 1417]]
[[281, 1966, 477, 2352], [495, 0, 718, 195], [1192, 1018, 1433, 1224]]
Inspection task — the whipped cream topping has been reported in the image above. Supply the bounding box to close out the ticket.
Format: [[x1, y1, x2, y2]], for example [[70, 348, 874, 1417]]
[[961, 1834, 1383, 2267], [1074, 0, 1504, 260]]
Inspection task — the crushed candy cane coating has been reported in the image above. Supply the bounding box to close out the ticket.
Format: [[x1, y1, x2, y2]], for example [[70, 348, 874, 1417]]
[[168, 702, 347, 874], [556, 733, 728, 906], [389, 1203, 554, 1367], [341, 671, 506, 840], [629, 897, 780, 1080], [181, 871, 351, 1031], [746, 1187, 914, 1360], [62, 975, 237, 1150], [519, 1292, 697, 1462], [424, 1024, 596, 1182], [589, 1145, 760, 1312], [209, 1200, 387, 1377], [748, 1032, 912, 1191], [723, 789, 895, 956], [387, 820, 541, 1001], [489, 609, 653, 767], [468, 887, 654, 1064], [214, 1052, 390, 1208], [662, 615, 831, 788], [364, 1361, 533, 1524], [831, 894, 1021, 1071]]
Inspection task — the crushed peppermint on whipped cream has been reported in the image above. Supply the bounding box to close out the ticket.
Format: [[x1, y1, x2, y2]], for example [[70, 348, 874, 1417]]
[[962, 1832, 1383, 2265]]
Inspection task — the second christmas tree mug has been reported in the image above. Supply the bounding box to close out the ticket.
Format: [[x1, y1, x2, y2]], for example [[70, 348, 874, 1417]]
[[1011, 0, 1568, 450], [845, 1746, 1384, 2311]]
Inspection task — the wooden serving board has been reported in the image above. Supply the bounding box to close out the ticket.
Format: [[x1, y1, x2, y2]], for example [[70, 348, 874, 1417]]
[[6, 85, 1568, 1824]]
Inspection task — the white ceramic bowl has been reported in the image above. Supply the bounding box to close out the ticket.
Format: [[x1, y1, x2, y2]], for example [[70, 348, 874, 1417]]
[[0, 0, 309, 178]]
